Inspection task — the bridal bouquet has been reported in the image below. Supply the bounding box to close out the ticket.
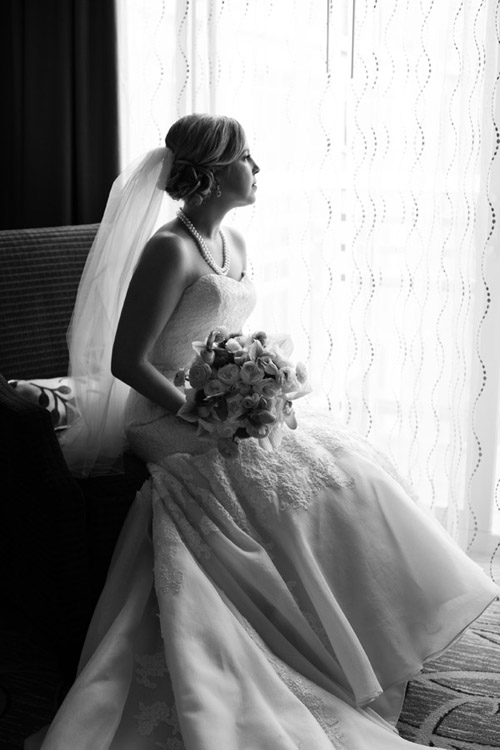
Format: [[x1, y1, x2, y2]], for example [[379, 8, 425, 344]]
[[176, 327, 310, 458]]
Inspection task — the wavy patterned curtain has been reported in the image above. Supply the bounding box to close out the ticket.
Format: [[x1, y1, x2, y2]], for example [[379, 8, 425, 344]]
[[117, 0, 500, 566]]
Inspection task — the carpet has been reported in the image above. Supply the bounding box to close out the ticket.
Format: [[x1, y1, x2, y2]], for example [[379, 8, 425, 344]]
[[397, 598, 500, 748]]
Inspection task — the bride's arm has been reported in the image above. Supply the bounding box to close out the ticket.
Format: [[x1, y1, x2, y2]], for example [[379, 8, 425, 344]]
[[111, 233, 191, 415]]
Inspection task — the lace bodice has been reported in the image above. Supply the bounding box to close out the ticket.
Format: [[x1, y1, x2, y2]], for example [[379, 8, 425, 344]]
[[149, 272, 256, 375]]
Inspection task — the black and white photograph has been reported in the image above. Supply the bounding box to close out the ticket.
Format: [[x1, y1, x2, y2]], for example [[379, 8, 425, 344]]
[[1, 2, 500, 749]]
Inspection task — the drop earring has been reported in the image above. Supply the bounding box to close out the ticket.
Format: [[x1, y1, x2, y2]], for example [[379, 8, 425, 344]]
[[215, 182, 222, 198]]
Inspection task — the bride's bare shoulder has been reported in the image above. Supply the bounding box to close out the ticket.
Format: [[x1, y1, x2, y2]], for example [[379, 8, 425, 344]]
[[138, 224, 191, 276], [123, 224, 199, 299]]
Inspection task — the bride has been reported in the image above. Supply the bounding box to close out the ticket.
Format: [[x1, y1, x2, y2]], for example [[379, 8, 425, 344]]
[[32, 114, 498, 750]]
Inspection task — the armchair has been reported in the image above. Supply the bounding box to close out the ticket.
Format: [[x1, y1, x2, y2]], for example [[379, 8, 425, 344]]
[[0, 224, 148, 677]]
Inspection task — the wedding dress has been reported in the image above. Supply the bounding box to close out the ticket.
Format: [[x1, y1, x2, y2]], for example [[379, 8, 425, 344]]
[[35, 271, 499, 750]]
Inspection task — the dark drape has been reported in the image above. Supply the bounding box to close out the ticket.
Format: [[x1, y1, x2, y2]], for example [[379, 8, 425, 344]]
[[1, 0, 119, 229]]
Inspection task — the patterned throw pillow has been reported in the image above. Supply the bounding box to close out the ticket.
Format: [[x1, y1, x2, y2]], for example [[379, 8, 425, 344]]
[[8, 377, 77, 430]]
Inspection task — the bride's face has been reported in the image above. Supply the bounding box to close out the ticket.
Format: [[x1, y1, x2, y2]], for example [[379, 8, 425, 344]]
[[218, 146, 260, 207]]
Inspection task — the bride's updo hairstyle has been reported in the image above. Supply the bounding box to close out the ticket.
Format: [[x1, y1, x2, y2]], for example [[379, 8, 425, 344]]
[[165, 114, 246, 206]]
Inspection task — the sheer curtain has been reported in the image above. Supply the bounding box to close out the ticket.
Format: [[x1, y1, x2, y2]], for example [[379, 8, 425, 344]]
[[116, 0, 500, 565]]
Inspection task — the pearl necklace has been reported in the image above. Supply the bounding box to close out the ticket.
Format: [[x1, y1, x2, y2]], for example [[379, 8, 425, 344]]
[[177, 209, 230, 276]]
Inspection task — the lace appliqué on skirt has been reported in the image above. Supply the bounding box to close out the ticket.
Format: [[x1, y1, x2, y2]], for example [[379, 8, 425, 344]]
[[153, 502, 185, 595], [134, 701, 180, 736], [310, 411, 418, 501], [225, 428, 354, 520], [135, 651, 169, 688]]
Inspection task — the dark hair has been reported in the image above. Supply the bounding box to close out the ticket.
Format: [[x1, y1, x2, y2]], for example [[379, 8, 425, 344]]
[[165, 114, 247, 206]]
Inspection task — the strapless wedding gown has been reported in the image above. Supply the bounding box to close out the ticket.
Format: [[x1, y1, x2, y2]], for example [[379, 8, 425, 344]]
[[35, 272, 499, 750]]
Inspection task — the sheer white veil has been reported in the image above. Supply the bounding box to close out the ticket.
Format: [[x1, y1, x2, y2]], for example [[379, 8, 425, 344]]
[[60, 147, 175, 476]]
